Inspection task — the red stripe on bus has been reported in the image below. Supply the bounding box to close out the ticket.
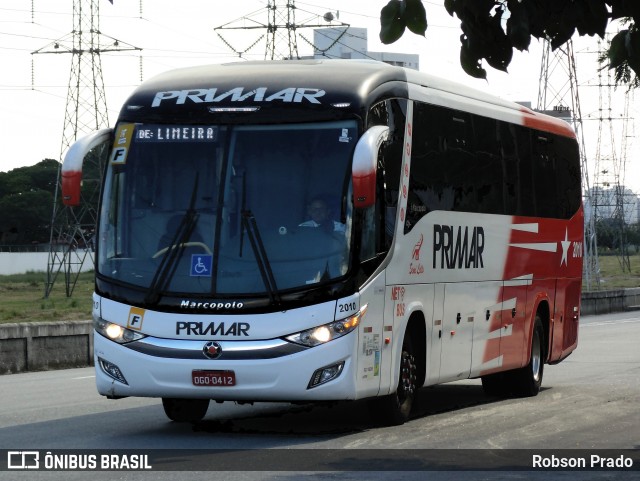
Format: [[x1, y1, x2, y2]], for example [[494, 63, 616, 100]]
[[520, 107, 576, 139]]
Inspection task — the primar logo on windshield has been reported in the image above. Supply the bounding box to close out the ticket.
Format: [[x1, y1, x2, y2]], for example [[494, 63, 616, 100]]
[[152, 87, 326, 107]]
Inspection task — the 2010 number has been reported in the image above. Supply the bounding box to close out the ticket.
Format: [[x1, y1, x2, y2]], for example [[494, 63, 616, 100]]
[[573, 241, 583, 258], [338, 302, 357, 313]]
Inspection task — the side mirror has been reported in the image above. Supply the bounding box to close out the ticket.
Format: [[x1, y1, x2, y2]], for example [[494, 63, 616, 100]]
[[352, 125, 389, 209], [61, 128, 113, 206]]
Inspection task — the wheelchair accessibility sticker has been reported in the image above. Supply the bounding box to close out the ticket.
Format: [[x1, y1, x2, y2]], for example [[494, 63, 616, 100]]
[[190, 254, 212, 277]]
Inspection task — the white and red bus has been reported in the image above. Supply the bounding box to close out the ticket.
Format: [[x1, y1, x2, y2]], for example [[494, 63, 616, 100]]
[[62, 60, 583, 425]]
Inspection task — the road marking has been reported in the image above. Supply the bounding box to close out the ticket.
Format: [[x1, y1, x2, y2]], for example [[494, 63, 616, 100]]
[[72, 375, 96, 380], [582, 318, 640, 327]]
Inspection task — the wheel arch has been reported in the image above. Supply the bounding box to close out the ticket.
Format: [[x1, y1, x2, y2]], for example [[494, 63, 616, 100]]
[[404, 310, 427, 388], [530, 298, 550, 363]]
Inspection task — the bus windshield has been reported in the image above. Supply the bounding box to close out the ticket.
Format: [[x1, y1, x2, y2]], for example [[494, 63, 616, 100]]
[[97, 120, 357, 298]]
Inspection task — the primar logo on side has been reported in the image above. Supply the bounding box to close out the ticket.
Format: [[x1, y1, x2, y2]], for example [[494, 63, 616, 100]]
[[433, 224, 485, 269], [176, 321, 250, 336]]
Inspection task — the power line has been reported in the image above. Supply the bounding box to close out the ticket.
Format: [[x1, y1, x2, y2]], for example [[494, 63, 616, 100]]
[[215, 0, 350, 60], [33, 0, 142, 298]]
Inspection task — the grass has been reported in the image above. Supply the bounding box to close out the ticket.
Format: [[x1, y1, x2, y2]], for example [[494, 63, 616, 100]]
[[591, 252, 640, 290], [1, 255, 639, 324], [0, 271, 94, 325]]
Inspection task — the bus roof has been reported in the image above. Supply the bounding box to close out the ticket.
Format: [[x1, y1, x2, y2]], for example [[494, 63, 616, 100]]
[[118, 59, 575, 139]]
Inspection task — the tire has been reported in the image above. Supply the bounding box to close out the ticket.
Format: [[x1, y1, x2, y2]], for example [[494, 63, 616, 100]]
[[481, 372, 510, 398], [162, 398, 210, 423], [511, 315, 545, 397], [368, 335, 418, 426]]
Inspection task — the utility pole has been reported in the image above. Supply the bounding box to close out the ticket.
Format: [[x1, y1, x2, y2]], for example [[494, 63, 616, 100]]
[[32, 0, 141, 297], [537, 39, 600, 290], [592, 40, 632, 273]]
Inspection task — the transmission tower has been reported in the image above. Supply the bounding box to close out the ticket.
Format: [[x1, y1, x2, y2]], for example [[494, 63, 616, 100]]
[[592, 40, 632, 272], [215, 1, 349, 60], [32, 0, 141, 297], [537, 39, 600, 290]]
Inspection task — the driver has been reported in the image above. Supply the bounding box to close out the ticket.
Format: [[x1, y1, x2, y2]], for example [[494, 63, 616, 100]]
[[299, 198, 345, 234]]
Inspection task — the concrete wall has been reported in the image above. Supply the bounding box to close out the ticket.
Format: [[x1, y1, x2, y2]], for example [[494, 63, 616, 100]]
[[580, 287, 640, 316], [0, 320, 93, 375], [0, 252, 94, 276]]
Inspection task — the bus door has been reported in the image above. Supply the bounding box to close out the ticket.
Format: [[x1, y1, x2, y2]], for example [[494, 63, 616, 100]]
[[356, 272, 386, 398], [549, 277, 580, 362], [559, 278, 580, 357], [500, 277, 529, 371], [439, 281, 503, 382], [427, 284, 445, 384]]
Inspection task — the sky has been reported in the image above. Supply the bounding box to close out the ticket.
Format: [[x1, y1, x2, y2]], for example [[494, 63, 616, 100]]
[[1, 0, 638, 192]]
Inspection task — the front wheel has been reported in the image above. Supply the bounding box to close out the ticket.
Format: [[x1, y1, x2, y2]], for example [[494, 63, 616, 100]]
[[368, 336, 417, 426], [511, 315, 545, 397], [481, 372, 510, 398], [162, 398, 210, 423]]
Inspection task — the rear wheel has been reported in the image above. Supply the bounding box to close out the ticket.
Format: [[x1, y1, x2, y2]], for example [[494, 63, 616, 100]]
[[369, 335, 417, 426], [511, 315, 545, 397], [162, 398, 210, 423]]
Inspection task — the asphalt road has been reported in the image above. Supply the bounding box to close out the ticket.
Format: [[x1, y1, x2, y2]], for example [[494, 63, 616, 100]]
[[0, 310, 638, 480]]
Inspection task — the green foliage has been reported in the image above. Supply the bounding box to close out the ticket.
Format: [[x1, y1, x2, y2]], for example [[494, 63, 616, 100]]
[[0, 160, 59, 245], [380, 0, 427, 45], [380, 0, 640, 86]]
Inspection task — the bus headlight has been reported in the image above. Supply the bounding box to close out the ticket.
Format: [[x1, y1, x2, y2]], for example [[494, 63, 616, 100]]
[[94, 316, 146, 344], [285, 305, 367, 347]]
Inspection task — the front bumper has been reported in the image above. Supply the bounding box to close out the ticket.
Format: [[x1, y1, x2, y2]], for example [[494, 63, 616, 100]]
[[94, 330, 358, 402]]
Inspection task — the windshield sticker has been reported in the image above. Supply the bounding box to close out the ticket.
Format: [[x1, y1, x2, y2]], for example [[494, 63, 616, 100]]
[[135, 125, 218, 143], [339, 128, 352, 143], [110, 123, 135, 165], [190, 254, 212, 277], [127, 306, 145, 331]]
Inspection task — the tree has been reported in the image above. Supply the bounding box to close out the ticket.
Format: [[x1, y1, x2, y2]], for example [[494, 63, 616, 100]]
[[0, 160, 58, 245], [379, 0, 640, 87], [0, 190, 52, 245]]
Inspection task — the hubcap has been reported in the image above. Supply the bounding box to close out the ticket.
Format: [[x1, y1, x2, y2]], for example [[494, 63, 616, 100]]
[[399, 350, 417, 402], [531, 331, 541, 382]]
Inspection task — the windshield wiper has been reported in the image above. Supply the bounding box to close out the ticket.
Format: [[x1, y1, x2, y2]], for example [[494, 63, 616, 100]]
[[145, 176, 199, 305], [241, 210, 281, 306]]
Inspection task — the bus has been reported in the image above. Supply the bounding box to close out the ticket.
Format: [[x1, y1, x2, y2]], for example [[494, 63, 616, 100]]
[[62, 60, 583, 425]]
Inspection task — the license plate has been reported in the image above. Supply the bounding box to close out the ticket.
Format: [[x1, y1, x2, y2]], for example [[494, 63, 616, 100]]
[[192, 370, 236, 387]]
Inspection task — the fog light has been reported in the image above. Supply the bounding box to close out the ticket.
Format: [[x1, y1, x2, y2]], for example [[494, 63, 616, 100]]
[[98, 357, 128, 385], [307, 361, 345, 389]]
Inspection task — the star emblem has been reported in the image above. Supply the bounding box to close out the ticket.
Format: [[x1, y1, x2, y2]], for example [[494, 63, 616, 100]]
[[560, 228, 571, 266]]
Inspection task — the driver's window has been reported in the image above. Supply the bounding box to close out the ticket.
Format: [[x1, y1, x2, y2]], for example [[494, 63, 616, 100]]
[[364, 98, 406, 258], [360, 205, 377, 261]]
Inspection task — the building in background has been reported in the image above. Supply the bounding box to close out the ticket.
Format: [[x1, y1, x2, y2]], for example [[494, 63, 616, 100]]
[[311, 27, 419, 70]]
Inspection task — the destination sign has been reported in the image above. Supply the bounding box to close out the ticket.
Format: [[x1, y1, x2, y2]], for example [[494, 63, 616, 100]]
[[134, 125, 218, 143]]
